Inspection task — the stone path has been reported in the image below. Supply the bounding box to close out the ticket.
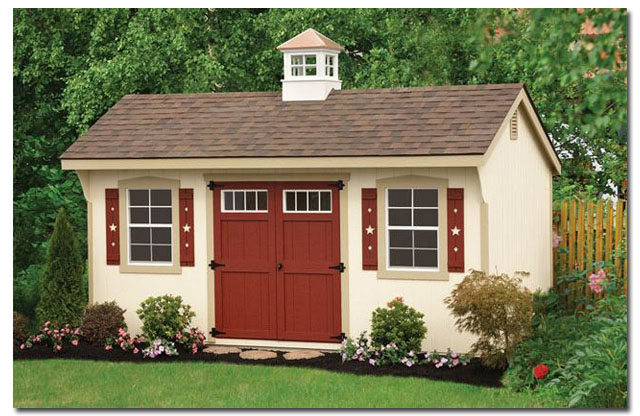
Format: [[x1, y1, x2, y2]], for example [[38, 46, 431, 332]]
[[202, 346, 242, 355], [283, 350, 325, 360], [239, 350, 278, 360]]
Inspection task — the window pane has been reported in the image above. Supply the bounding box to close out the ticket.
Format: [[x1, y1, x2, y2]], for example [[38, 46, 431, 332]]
[[130, 227, 150, 244], [389, 230, 412, 248], [414, 209, 438, 227], [388, 189, 411, 207], [414, 189, 438, 207], [291, 55, 303, 65], [309, 191, 319, 211], [131, 245, 151, 262], [389, 249, 413, 267], [224, 191, 233, 210], [415, 249, 438, 268], [152, 228, 171, 244], [305, 66, 316, 76], [150, 189, 171, 206], [292, 67, 303, 76], [152, 245, 171, 262], [414, 230, 437, 249], [246, 191, 256, 210], [286, 191, 295, 211], [388, 208, 411, 226], [130, 208, 149, 224], [320, 192, 331, 211], [234, 191, 245, 211], [304, 55, 316, 64], [258, 191, 268, 211], [151, 207, 172, 224], [129, 190, 149, 206], [296, 191, 307, 211]]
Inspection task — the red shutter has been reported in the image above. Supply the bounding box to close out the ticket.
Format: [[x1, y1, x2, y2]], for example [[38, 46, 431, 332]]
[[179, 189, 195, 267], [105, 189, 120, 265], [362, 188, 378, 270], [447, 188, 464, 273]]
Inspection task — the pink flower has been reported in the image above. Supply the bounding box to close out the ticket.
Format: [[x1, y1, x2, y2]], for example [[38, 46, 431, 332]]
[[55, 345, 62, 351], [588, 269, 606, 294], [72, 339, 78, 346], [133, 348, 139, 354], [105, 345, 113, 350], [176, 333, 182, 340], [553, 232, 562, 249], [44, 321, 50, 326], [74, 328, 80, 335], [20, 344, 25, 350]]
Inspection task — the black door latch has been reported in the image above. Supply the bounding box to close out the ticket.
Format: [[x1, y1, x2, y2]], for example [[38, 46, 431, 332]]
[[210, 328, 226, 337], [209, 260, 225, 269], [329, 262, 345, 273]]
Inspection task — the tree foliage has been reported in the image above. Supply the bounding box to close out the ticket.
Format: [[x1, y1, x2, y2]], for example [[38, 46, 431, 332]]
[[35, 208, 86, 326], [14, 9, 627, 316]]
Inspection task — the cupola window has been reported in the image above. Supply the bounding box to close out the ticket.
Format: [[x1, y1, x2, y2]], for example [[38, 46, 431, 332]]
[[325, 55, 336, 77], [291, 54, 317, 77]]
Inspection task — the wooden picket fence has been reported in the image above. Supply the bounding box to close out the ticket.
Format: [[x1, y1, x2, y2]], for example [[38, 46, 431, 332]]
[[553, 199, 627, 310]]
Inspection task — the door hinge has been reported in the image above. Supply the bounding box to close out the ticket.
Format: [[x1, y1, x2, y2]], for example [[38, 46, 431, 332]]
[[329, 180, 345, 190], [207, 181, 223, 190], [210, 328, 226, 337], [329, 262, 345, 273], [331, 332, 346, 341], [209, 260, 226, 269]]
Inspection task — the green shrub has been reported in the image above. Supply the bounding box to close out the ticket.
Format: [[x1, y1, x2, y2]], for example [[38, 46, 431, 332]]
[[504, 295, 627, 408], [370, 297, 426, 354], [136, 295, 195, 340], [35, 208, 86, 327], [80, 301, 127, 345], [444, 270, 533, 369], [14, 312, 30, 346]]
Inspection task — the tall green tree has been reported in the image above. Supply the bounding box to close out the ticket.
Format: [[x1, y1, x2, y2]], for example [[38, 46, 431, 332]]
[[36, 208, 86, 326]]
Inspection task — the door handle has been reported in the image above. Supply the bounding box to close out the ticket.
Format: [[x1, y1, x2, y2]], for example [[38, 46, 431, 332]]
[[277, 263, 283, 270]]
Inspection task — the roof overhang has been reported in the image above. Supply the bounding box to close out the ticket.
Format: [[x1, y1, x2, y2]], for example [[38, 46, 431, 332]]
[[61, 154, 485, 171]]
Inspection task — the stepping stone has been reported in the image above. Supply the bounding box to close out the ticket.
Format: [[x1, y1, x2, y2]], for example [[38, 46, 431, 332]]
[[202, 346, 242, 355], [239, 350, 278, 360], [283, 350, 325, 360]]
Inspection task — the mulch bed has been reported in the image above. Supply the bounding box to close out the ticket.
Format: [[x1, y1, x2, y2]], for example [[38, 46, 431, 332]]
[[14, 343, 505, 388]]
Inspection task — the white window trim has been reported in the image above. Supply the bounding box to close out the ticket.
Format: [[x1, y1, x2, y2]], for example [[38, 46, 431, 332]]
[[324, 54, 337, 77], [290, 54, 318, 78], [283, 189, 332, 213], [221, 189, 269, 213], [386, 188, 439, 272], [127, 189, 173, 266]]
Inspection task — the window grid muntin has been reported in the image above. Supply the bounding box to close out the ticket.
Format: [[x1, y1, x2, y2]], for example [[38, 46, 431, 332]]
[[291, 54, 318, 77], [221, 190, 268, 212], [386, 188, 439, 271], [283, 190, 332, 213], [127, 189, 172, 265]]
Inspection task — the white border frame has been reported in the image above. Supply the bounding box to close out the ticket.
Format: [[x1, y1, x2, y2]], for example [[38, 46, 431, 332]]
[[386, 188, 439, 272]]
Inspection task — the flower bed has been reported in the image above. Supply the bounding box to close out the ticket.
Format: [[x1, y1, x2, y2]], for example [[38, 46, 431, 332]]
[[13, 342, 504, 388]]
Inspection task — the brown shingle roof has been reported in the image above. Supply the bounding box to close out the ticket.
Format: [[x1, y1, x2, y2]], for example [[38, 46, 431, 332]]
[[61, 83, 524, 160]]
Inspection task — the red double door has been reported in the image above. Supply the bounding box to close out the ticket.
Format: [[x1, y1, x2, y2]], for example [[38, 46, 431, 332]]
[[213, 182, 342, 343]]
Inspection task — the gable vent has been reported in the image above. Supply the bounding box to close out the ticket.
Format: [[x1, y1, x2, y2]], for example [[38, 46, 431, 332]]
[[510, 111, 518, 140]]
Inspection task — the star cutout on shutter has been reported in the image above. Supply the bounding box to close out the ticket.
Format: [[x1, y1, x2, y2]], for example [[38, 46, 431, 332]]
[[109, 223, 117, 232], [451, 226, 461, 236], [183, 224, 191, 233], [365, 225, 375, 235]]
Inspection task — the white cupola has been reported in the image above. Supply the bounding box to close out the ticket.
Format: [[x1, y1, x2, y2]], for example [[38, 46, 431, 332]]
[[277, 28, 344, 101]]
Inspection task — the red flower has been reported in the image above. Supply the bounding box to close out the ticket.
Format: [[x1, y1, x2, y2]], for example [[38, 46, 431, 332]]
[[533, 364, 549, 379]]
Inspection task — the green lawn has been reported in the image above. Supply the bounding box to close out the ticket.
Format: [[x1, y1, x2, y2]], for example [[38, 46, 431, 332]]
[[13, 359, 556, 408]]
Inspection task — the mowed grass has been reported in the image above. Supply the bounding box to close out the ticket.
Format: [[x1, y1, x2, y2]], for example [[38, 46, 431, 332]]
[[13, 359, 555, 408]]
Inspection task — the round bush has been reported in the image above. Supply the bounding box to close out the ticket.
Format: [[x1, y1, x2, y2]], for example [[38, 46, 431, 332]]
[[136, 295, 195, 340], [80, 301, 127, 345], [14, 311, 29, 346], [370, 297, 427, 353]]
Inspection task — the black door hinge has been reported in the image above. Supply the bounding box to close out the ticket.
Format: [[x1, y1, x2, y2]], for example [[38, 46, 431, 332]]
[[329, 180, 344, 190], [331, 332, 346, 341], [210, 328, 226, 337], [207, 181, 223, 190], [329, 262, 345, 273], [209, 260, 226, 269]]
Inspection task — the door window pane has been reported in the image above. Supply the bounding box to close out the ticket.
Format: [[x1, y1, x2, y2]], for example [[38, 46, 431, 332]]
[[258, 191, 268, 211]]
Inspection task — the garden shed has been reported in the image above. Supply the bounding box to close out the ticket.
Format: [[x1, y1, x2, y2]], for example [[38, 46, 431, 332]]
[[61, 29, 561, 352]]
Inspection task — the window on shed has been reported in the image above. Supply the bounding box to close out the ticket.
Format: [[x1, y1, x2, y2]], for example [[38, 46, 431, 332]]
[[128, 189, 172, 264], [387, 188, 438, 269]]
